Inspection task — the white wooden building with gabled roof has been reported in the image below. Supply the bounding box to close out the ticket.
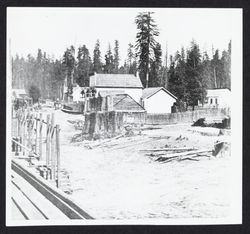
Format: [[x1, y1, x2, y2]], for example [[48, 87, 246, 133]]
[[89, 73, 143, 103], [142, 87, 177, 114]]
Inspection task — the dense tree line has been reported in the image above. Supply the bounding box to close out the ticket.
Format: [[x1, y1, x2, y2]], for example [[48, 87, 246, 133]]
[[12, 11, 231, 107], [167, 40, 231, 109], [12, 39, 138, 100]]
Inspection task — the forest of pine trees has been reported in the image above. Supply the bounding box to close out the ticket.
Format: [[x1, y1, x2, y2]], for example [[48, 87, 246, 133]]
[[12, 12, 231, 107]]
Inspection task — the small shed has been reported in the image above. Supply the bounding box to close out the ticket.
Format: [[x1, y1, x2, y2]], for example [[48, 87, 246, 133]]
[[12, 89, 32, 109], [142, 87, 177, 114]]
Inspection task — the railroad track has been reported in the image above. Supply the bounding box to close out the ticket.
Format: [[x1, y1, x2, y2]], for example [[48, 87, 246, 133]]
[[11, 160, 94, 220]]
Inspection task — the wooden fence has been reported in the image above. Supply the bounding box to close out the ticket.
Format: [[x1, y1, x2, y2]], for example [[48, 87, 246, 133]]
[[12, 109, 61, 188], [146, 108, 231, 125]]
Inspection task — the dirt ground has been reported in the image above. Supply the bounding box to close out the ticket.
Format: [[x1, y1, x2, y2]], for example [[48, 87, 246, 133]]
[[46, 109, 231, 220]]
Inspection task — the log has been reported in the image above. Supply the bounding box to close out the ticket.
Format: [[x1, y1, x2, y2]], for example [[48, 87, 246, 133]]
[[85, 134, 124, 148], [178, 157, 199, 161], [140, 147, 197, 152], [155, 149, 212, 161]]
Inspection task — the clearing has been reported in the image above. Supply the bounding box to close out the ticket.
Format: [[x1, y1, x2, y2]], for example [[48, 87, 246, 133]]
[[47, 109, 231, 220]]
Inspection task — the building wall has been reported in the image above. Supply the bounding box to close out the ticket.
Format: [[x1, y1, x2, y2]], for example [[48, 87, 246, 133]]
[[203, 90, 231, 108], [143, 90, 176, 114], [96, 87, 143, 103]]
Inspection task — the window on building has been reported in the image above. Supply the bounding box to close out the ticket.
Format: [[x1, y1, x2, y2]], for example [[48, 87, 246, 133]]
[[215, 98, 218, 104], [210, 98, 213, 104]]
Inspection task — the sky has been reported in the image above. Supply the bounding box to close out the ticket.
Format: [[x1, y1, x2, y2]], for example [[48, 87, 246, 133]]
[[7, 8, 240, 64]]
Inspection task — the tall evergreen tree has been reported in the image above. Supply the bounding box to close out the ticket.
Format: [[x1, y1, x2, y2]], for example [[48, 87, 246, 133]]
[[62, 46, 75, 96], [220, 40, 231, 89], [127, 43, 137, 75], [76, 45, 93, 87], [200, 51, 214, 89], [103, 44, 115, 74], [135, 12, 159, 88], [149, 42, 162, 87], [51, 59, 65, 100], [168, 50, 186, 100], [211, 49, 222, 88], [93, 40, 102, 73], [161, 42, 169, 89], [113, 40, 120, 73], [185, 41, 206, 109]]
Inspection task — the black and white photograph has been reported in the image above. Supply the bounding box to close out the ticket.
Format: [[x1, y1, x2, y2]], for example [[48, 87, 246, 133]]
[[6, 7, 242, 226]]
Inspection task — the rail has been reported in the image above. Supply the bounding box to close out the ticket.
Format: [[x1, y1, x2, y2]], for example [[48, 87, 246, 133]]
[[12, 160, 94, 220]]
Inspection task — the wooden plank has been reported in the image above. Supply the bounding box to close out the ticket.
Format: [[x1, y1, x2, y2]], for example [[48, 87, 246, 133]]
[[156, 149, 213, 161], [140, 147, 197, 152]]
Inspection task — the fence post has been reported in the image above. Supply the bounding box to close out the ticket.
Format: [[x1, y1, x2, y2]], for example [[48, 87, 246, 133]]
[[56, 124, 60, 188], [35, 114, 38, 154], [27, 114, 32, 150], [39, 113, 43, 161], [46, 114, 51, 167], [22, 112, 26, 156], [17, 110, 21, 137], [15, 137, 19, 156], [17, 111, 22, 152], [51, 113, 55, 180]]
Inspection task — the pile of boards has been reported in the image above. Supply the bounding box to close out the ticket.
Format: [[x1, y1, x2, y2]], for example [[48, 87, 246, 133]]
[[141, 141, 230, 163], [141, 147, 213, 163]]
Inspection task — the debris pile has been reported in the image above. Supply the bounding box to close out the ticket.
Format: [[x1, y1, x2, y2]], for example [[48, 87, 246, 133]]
[[67, 119, 84, 130], [192, 117, 230, 129], [141, 147, 212, 163], [141, 141, 230, 163]]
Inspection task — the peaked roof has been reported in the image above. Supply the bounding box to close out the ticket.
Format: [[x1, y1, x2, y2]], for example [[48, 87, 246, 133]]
[[12, 89, 30, 99], [142, 87, 177, 100], [89, 74, 143, 88], [113, 94, 145, 112]]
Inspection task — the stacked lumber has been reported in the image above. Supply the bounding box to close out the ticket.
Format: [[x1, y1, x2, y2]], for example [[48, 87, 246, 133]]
[[141, 147, 213, 163]]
